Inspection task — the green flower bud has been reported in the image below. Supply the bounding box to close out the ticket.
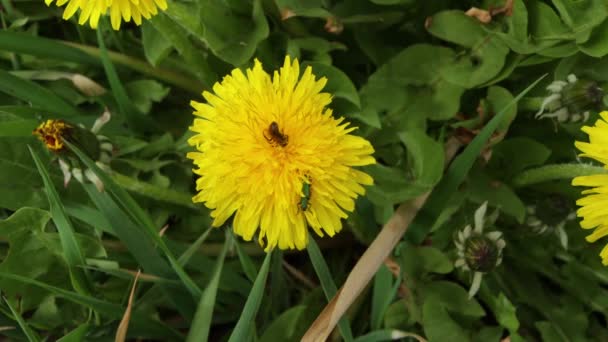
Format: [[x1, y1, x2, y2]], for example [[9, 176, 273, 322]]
[[464, 235, 500, 272]]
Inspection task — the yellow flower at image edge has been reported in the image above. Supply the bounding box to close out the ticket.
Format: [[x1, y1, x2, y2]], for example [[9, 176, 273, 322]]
[[188, 56, 376, 251], [45, 0, 167, 30], [573, 111, 608, 265]]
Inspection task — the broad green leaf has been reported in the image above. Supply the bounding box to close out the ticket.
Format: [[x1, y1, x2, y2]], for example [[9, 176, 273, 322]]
[[360, 44, 465, 121], [427, 11, 509, 88], [56, 324, 89, 342], [422, 296, 470, 342], [200, 0, 269, 66], [141, 22, 173, 66], [125, 80, 170, 114], [489, 137, 551, 180], [550, 0, 607, 43], [150, 13, 217, 87], [228, 252, 272, 342], [579, 20, 608, 57], [302, 62, 360, 117], [165, 0, 205, 38], [467, 167, 526, 223], [259, 305, 307, 342], [400, 245, 454, 278]]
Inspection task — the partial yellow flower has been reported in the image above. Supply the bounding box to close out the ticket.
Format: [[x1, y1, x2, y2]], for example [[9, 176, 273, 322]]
[[187, 56, 375, 251], [45, 0, 168, 30], [33, 119, 72, 152], [573, 111, 608, 265]]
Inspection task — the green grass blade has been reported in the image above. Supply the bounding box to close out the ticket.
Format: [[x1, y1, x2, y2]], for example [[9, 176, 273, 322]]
[[82, 184, 196, 319], [353, 330, 424, 342], [28, 147, 91, 295], [0, 70, 81, 116], [406, 75, 546, 243], [65, 140, 202, 299], [186, 233, 231, 342], [3, 297, 40, 342], [232, 234, 258, 283], [0, 271, 121, 315], [111, 171, 197, 209], [96, 28, 149, 131], [0, 272, 182, 339], [0, 31, 99, 65], [56, 324, 89, 342], [228, 251, 273, 342], [306, 236, 354, 342], [178, 227, 214, 265], [371, 265, 392, 330]]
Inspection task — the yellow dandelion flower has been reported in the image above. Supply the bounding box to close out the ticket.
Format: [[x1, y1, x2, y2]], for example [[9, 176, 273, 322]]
[[187, 56, 376, 251], [45, 0, 168, 30], [573, 110, 608, 265], [33, 119, 73, 152]]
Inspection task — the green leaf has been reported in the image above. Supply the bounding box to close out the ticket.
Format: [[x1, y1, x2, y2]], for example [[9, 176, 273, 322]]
[[56, 324, 89, 342], [200, 0, 269, 65], [141, 22, 173, 66], [186, 234, 231, 342], [302, 62, 360, 117], [259, 305, 307, 342], [422, 296, 470, 342], [371, 265, 392, 330], [360, 44, 465, 121], [486, 86, 517, 132], [467, 167, 526, 223], [125, 80, 170, 114], [579, 19, 608, 57], [0, 31, 99, 65], [228, 251, 272, 342], [406, 75, 546, 243], [0, 70, 81, 116], [165, 0, 205, 38], [400, 245, 454, 278], [536, 321, 568, 342], [550, 0, 607, 43], [489, 137, 551, 180], [0, 272, 182, 339], [427, 11, 510, 88], [29, 147, 91, 295], [150, 13, 217, 87], [65, 140, 202, 299], [233, 235, 259, 283], [3, 296, 41, 342]]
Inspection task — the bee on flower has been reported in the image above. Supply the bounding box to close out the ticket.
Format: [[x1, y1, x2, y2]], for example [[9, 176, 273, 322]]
[[187, 56, 376, 251], [33, 111, 114, 191], [454, 201, 506, 298]]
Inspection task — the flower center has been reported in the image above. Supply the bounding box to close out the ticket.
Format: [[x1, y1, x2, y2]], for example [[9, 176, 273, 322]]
[[33, 120, 72, 152]]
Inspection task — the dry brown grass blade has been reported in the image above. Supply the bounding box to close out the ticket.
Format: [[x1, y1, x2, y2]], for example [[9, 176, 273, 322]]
[[115, 269, 141, 342], [301, 138, 461, 342]]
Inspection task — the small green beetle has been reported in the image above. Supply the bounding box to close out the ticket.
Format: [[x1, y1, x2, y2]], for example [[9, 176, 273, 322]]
[[299, 180, 311, 211]]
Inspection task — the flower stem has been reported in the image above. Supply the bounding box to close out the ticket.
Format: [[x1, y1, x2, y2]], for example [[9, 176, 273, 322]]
[[110, 171, 197, 209], [512, 163, 607, 188], [63, 41, 204, 94]]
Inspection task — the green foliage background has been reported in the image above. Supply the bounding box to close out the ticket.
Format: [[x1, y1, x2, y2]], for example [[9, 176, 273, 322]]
[[0, 0, 608, 341]]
